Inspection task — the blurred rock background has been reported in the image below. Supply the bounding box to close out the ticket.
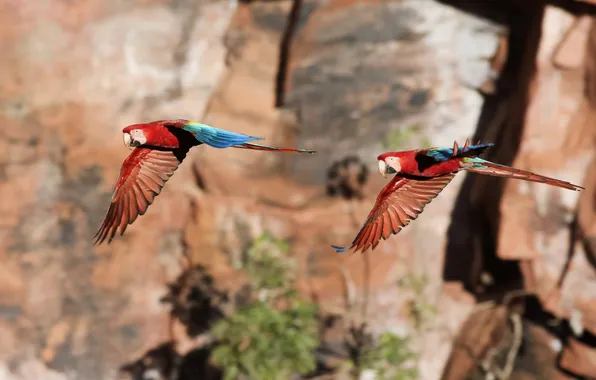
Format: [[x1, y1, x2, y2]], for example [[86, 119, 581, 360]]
[[0, 0, 595, 379]]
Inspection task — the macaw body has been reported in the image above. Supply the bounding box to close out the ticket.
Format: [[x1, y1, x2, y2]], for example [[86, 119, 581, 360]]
[[94, 119, 314, 245], [333, 140, 583, 255]]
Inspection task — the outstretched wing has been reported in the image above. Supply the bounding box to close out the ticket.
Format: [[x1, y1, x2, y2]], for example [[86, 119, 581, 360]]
[[94, 146, 190, 245], [332, 173, 456, 254]]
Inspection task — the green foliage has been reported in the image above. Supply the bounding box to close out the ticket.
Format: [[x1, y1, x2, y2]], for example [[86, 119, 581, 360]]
[[244, 232, 293, 292], [406, 298, 437, 332], [398, 273, 437, 331], [212, 300, 318, 380], [358, 332, 419, 380], [397, 272, 429, 295], [383, 124, 433, 151], [420, 136, 432, 149], [383, 128, 416, 151], [211, 232, 319, 380]]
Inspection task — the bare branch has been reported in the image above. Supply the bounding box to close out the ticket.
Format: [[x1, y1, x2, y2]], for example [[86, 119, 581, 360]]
[[497, 313, 523, 380], [340, 265, 356, 313]]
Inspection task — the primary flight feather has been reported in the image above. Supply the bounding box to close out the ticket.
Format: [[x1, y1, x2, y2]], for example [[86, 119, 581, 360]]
[[94, 119, 314, 245], [332, 139, 583, 255]]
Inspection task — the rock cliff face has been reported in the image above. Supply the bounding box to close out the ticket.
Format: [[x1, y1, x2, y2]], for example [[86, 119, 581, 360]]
[[0, 1, 236, 379], [0, 0, 595, 379]]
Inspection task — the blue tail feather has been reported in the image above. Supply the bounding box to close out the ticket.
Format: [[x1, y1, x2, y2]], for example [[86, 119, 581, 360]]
[[182, 122, 264, 148], [331, 245, 347, 254]]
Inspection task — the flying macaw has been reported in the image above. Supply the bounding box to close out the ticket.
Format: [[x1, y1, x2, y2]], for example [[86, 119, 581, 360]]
[[332, 139, 583, 255], [94, 119, 315, 245]]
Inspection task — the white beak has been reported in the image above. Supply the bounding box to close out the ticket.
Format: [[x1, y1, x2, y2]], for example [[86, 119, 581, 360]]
[[123, 133, 133, 150], [378, 160, 388, 178]]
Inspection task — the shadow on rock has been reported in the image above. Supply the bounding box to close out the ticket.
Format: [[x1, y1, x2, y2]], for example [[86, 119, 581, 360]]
[[160, 264, 229, 337], [326, 156, 369, 200], [119, 341, 222, 380], [441, 2, 544, 299], [120, 265, 230, 380], [523, 295, 596, 379]]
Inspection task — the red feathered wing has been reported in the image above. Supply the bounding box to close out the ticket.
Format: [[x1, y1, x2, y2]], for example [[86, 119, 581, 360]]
[[337, 173, 455, 254], [94, 147, 190, 245]]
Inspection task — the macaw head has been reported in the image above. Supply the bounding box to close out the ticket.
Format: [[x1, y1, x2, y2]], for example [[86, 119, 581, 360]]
[[376, 152, 403, 178], [122, 123, 153, 150], [122, 120, 191, 150]]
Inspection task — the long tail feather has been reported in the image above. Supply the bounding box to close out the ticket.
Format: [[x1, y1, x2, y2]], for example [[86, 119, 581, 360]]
[[464, 159, 583, 191], [233, 142, 315, 154]]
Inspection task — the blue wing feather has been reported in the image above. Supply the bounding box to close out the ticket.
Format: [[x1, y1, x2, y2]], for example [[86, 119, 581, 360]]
[[182, 122, 264, 148], [426, 143, 494, 162]]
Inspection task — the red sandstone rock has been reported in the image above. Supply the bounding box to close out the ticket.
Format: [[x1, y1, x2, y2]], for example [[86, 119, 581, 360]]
[[1, 0, 595, 379]]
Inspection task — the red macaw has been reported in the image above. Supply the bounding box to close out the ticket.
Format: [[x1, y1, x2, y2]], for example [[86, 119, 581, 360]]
[[332, 140, 583, 254], [94, 119, 314, 245]]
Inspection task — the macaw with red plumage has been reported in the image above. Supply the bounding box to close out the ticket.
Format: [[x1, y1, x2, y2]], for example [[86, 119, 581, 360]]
[[94, 119, 314, 245], [332, 139, 583, 255]]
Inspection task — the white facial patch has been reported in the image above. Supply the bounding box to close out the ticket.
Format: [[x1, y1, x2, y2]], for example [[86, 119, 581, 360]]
[[130, 129, 147, 146], [386, 156, 402, 173], [378, 157, 401, 178]]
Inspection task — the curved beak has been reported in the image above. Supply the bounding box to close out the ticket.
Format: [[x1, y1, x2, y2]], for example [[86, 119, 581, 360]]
[[378, 160, 388, 178], [123, 133, 134, 150], [378, 159, 396, 178]]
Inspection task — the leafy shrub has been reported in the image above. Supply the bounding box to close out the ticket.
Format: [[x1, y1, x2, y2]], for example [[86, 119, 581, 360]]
[[244, 232, 293, 293], [398, 273, 437, 332], [359, 332, 418, 380], [212, 300, 318, 380], [211, 232, 318, 380]]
